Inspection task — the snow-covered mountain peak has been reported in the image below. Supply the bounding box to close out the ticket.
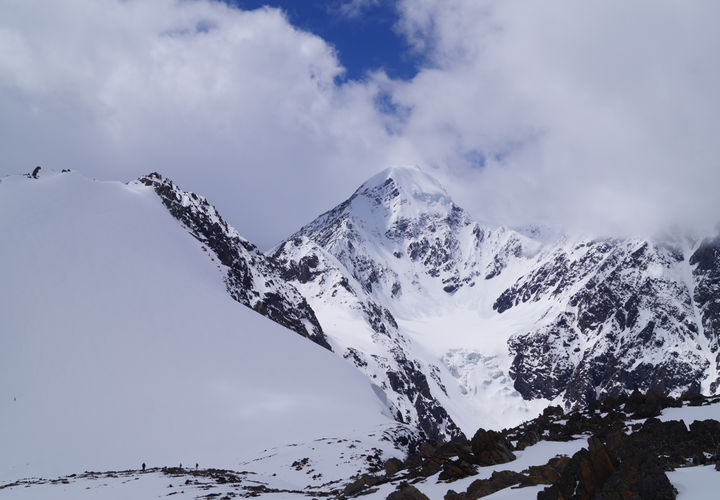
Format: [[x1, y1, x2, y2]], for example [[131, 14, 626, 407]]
[[354, 165, 453, 212], [292, 167, 537, 304], [274, 168, 555, 438]]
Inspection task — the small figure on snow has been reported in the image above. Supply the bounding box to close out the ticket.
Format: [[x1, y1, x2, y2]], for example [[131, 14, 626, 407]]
[[32, 166, 41, 179], [141, 462, 146, 472], [195, 463, 198, 470]]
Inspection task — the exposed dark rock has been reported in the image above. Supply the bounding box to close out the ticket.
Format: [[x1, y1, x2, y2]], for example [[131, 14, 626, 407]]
[[624, 389, 680, 419], [535, 404, 720, 500], [469, 429, 515, 466], [538, 437, 616, 500], [386, 482, 430, 500], [466, 470, 529, 498], [438, 459, 477, 482], [385, 353, 463, 443], [444, 456, 570, 500], [384, 458, 404, 477], [138, 173, 330, 350]]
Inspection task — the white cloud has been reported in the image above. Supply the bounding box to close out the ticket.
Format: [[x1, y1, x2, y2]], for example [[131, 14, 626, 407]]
[[392, 0, 720, 235], [0, 0, 398, 247], [338, 0, 380, 18], [1, 0, 718, 244]]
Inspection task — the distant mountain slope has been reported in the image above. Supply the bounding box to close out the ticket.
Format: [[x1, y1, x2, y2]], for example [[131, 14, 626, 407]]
[[0, 170, 390, 483]]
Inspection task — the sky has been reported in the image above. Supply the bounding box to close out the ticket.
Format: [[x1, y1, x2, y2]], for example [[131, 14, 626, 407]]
[[1, 0, 719, 248]]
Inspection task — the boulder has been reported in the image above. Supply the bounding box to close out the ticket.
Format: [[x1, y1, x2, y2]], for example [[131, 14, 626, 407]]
[[385, 457, 404, 476], [386, 483, 430, 500], [469, 429, 515, 466]]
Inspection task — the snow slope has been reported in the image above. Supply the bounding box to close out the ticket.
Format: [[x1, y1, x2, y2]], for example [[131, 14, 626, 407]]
[[0, 171, 391, 483]]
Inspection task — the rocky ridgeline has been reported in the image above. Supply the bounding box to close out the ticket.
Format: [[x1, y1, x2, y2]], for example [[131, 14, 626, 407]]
[[138, 172, 330, 350], [339, 392, 720, 499]]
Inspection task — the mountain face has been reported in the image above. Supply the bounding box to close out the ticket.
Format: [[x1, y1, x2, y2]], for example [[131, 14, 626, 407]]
[[500, 238, 715, 404], [271, 166, 720, 441], [285, 166, 535, 308]]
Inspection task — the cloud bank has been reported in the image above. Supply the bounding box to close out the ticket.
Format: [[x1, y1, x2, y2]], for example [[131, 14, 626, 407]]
[[392, 0, 720, 235], [1, 0, 718, 246]]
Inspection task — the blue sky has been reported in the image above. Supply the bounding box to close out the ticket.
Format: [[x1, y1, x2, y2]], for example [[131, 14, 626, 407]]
[[227, 0, 420, 81]]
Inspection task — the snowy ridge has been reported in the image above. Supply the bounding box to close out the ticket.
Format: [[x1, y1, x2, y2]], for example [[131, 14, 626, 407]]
[[137, 172, 330, 349]]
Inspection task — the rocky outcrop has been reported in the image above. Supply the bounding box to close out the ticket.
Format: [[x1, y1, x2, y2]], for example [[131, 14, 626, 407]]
[[386, 483, 430, 500], [445, 458, 570, 500], [469, 429, 515, 466], [138, 173, 329, 349]]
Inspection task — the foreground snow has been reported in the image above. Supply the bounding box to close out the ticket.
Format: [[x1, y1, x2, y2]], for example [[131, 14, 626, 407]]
[[4, 393, 720, 498], [668, 465, 719, 499], [0, 435, 587, 499], [0, 171, 391, 483]]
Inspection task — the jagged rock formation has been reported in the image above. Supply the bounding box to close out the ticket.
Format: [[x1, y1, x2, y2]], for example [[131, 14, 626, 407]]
[[138, 172, 329, 349]]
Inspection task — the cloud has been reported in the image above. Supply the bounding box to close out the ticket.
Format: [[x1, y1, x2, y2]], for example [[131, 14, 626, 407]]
[[337, 0, 381, 18], [0, 0, 400, 247], [1, 0, 718, 245], [391, 0, 720, 236]]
